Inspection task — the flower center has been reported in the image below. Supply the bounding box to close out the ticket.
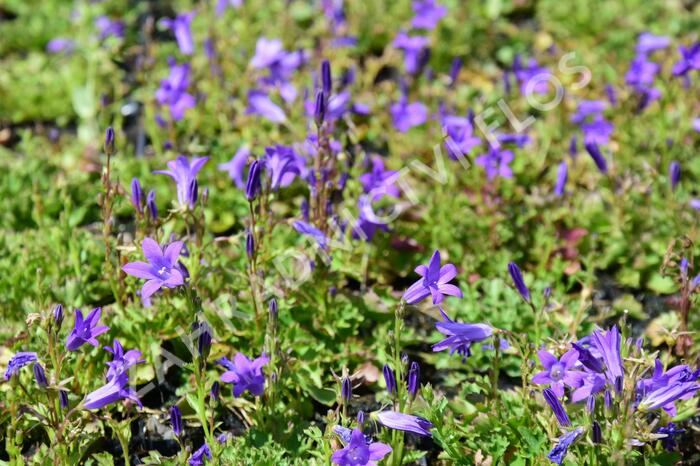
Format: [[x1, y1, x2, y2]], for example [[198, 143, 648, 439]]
[[550, 363, 565, 381], [158, 266, 167, 276]]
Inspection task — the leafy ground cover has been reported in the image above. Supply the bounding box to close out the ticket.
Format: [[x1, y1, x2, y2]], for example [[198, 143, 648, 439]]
[[1, 0, 700, 464]]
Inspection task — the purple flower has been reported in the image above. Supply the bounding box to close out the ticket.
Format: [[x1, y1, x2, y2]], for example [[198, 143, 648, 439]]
[[590, 325, 623, 388], [155, 59, 196, 121], [513, 55, 551, 95], [672, 43, 700, 78], [359, 157, 400, 200], [636, 32, 670, 55], [571, 100, 607, 124], [543, 388, 571, 427], [411, 0, 447, 30], [216, 0, 243, 14], [4, 352, 38, 380], [432, 319, 493, 360], [66, 308, 109, 351], [693, 118, 700, 133], [264, 145, 300, 191], [571, 342, 604, 373], [219, 146, 250, 189], [391, 97, 428, 132], [475, 144, 514, 180], [292, 220, 330, 250], [532, 349, 580, 397], [554, 161, 568, 197], [393, 32, 429, 75], [581, 117, 614, 145], [584, 142, 608, 174], [352, 195, 390, 242], [246, 90, 287, 123], [154, 155, 208, 208], [84, 371, 141, 410], [188, 443, 212, 465], [656, 423, 685, 451], [162, 12, 196, 55], [46, 38, 75, 54], [403, 250, 462, 304], [219, 352, 269, 397], [170, 405, 183, 436], [331, 428, 392, 466], [548, 427, 584, 464], [104, 339, 145, 381], [442, 115, 482, 160], [570, 370, 606, 403], [53, 304, 64, 329], [95, 16, 125, 40], [375, 411, 433, 437], [122, 237, 186, 301], [637, 360, 700, 414], [251, 37, 286, 69], [669, 161, 681, 191]]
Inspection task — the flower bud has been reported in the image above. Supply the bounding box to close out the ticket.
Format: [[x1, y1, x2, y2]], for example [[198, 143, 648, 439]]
[[147, 190, 158, 221], [53, 304, 64, 330], [59, 390, 69, 409], [314, 90, 325, 126], [187, 178, 198, 209], [408, 361, 420, 399], [341, 376, 352, 403], [104, 126, 115, 155], [170, 405, 182, 436], [210, 381, 220, 401], [33, 363, 47, 387], [321, 60, 332, 95], [131, 178, 143, 214], [592, 421, 602, 444], [383, 364, 396, 396], [508, 262, 530, 302], [246, 230, 255, 260], [245, 160, 262, 201], [268, 298, 278, 320]]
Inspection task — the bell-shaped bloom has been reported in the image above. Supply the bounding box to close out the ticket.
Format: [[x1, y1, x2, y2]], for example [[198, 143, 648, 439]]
[[635, 32, 670, 55], [155, 59, 196, 121], [219, 352, 269, 397], [672, 43, 700, 78], [393, 32, 429, 74], [390, 97, 428, 132], [359, 157, 400, 201], [432, 320, 493, 361], [246, 90, 287, 123], [637, 360, 700, 414], [547, 427, 584, 464], [66, 308, 109, 351], [443, 115, 482, 160], [475, 144, 514, 180], [293, 220, 330, 250], [512, 55, 551, 95], [403, 250, 462, 305], [84, 371, 142, 410], [122, 237, 185, 300], [570, 370, 606, 403], [95, 16, 125, 40], [532, 349, 580, 397], [218, 146, 250, 190], [154, 155, 209, 208], [375, 411, 433, 437], [162, 12, 196, 55], [4, 352, 38, 380], [188, 443, 212, 465], [264, 145, 300, 191], [104, 339, 145, 381], [591, 325, 623, 387], [581, 117, 614, 146], [331, 428, 392, 466], [411, 0, 447, 30], [571, 100, 607, 124], [383, 364, 397, 395]]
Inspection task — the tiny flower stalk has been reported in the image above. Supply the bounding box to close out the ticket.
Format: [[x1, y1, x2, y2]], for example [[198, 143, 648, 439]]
[[100, 126, 122, 305]]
